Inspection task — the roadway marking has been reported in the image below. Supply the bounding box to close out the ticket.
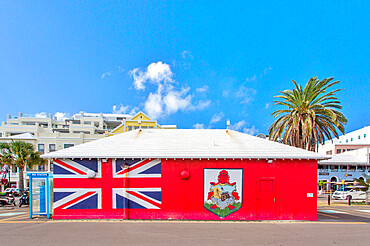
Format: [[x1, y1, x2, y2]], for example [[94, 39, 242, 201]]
[[314, 222, 367, 224], [1, 213, 29, 221], [317, 210, 346, 214], [317, 212, 339, 219], [0, 212, 26, 217], [0, 221, 45, 224], [331, 208, 370, 216], [357, 210, 370, 213]]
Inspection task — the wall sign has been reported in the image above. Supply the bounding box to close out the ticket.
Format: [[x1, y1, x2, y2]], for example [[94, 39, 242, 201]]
[[204, 169, 242, 218]]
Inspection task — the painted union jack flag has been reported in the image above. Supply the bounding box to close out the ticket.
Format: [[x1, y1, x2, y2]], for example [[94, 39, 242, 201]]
[[53, 158, 161, 212]]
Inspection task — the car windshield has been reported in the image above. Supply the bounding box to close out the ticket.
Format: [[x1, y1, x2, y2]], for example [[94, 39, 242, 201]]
[[337, 187, 351, 191]]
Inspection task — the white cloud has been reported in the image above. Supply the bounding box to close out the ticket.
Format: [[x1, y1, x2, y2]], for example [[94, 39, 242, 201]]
[[129, 107, 139, 116], [265, 103, 270, 109], [245, 75, 257, 82], [117, 65, 125, 72], [245, 67, 272, 82], [196, 85, 209, 93], [235, 85, 257, 104], [181, 50, 193, 60], [163, 87, 192, 114], [210, 112, 225, 125], [243, 125, 259, 135], [131, 61, 210, 119], [144, 92, 164, 119], [193, 100, 211, 110], [227, 120, 259, 135], [35, 112, 47, 118], [112, 104, 130, 114], [229, 120, 246, 131], [101, 71, 112, 79], [112, 104, 139, 116], [193, 123, 205, 129], [54, 112, 69, 121], [131, 61, 173, 91], [222, 90, 229, 97], [36, 112, 70, 120]]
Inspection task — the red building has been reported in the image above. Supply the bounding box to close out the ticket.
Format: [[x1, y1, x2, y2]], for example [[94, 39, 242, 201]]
[[42, 129, 326, 221]]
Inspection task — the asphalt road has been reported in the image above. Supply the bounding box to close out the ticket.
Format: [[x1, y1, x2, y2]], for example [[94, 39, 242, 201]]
[[0, 206, 369, 246]]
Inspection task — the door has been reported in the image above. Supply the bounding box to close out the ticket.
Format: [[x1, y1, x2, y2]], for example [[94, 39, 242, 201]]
[[257, 178, 276, 219]]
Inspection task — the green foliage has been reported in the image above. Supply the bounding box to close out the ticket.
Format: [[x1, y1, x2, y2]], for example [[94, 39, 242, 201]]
[[204, 202, 242, 218], [354, 174, 370, 191], [269, 77, 347, 151], [0, 140, 46, 190]]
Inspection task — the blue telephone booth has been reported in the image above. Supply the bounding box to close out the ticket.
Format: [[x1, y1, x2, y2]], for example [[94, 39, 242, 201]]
[[28, 173, 53, 219]]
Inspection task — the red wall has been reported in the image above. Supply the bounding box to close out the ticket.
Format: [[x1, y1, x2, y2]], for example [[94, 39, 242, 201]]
[[130, 159, 317, 221], [53, 158, 317, 221]]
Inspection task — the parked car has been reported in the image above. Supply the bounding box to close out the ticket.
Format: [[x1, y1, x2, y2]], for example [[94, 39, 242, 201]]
[[332, 186, 367, 200]]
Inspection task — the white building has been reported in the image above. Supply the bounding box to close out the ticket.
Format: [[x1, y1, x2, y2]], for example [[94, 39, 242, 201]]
[[318, 147, 370, 183], [318, 126, 370, 155], [0, 111, 176, 189]]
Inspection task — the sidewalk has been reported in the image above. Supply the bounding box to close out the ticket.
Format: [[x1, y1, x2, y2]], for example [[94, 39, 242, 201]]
[[317, 194, 369, 206]]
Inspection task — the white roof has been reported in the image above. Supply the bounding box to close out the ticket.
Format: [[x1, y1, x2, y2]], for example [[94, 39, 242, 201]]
[[41, 129, 328, 160], [1, 133, 36, 140], [319, 147, 370, 165]]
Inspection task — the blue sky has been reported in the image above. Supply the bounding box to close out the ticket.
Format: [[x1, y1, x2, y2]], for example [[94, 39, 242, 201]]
[[0, 1, 369, 135]]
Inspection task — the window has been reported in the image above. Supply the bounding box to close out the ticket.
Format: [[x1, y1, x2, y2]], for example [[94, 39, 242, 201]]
[[358, 135, 361, 139], [38, 144, 45, 154], [49, 144, 56, 152], [364, 134, 367, 138], [326, 150, 332, 155], [50, 160, 54, 171], [64, 144, 74, 149], [330, 165, 339, 171], [39, 164, 45, 171], [351, 138, 353, 142], [358, 166, 366, 171], [11, 165, 17, 173], [346, 139, 348, 143], [336, 149, 342, 154]]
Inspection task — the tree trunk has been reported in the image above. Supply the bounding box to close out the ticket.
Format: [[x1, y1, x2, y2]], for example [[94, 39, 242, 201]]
[[18, 167, 24, 191]]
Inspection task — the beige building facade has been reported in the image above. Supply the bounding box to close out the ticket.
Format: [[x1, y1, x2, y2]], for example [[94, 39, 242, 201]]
[[0, 111, 176, 189]]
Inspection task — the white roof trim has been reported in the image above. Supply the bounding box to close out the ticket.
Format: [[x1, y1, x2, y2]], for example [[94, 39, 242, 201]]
[[41, 129, 329, 160]]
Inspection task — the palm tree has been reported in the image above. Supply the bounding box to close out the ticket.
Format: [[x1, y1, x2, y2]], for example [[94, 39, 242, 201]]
[[269, 77, 347, 151], [0, 141, 46, 190], [354, 174, 370, 191]]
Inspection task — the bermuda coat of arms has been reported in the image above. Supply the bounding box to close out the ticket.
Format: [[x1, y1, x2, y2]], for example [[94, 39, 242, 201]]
[[204, 169, 242, 218]]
